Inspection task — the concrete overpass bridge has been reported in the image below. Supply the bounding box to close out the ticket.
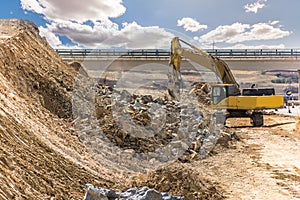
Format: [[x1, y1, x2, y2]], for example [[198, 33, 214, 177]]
[[56, 48, 300, 70], [56, 48, 300, 98]]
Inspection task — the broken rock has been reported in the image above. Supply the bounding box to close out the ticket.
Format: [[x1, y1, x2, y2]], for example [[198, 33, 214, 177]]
[[84, 184, 184, 200]]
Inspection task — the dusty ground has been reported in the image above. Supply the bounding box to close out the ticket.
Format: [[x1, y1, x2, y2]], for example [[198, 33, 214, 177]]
[[189, 115, 300, 200]]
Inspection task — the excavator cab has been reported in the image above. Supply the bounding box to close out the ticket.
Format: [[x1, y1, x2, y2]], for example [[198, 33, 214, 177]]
[[211, 84, 240, 105]]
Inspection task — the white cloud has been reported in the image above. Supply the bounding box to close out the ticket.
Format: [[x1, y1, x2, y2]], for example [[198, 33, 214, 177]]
[[199, 22, 250, 43], [21, 0, 175, 48], [228, 22, 291, 43], [41, 20, 174, 49], [43, 20, 116, 47], [119, 22, 174, 48], [21, 0, 126, 22], [224, 43, 286, 49], [39, 26, 62, 47], [21, 0, 44, 14], [39, 26, 82, 49], [177, 17, 207, 32], [21, 0, 290, 49], [244, 0, 267, 14], [198, 21, 291, 45]]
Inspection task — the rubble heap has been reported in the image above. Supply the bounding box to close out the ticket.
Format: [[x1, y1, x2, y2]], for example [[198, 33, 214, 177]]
[[72, 67, 236, 173], [134, 163, 224, 200], [84, 184, 184, 200]]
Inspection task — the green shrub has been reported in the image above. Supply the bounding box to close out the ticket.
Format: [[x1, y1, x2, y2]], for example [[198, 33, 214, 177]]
[[260, 70, 266, 75], [271, 78, 292, 84]]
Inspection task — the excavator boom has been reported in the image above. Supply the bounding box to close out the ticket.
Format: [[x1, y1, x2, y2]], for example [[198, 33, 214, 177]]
[[169, 37, 240, 91]]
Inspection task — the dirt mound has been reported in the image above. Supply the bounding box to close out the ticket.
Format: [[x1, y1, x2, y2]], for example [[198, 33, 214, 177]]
[[0, 19, 75, 118], [132, 162, 224, 200], [0, 19, 121, 199]]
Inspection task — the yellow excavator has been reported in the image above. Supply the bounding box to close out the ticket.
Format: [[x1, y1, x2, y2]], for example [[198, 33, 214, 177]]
[[168, 37, 284, 126]]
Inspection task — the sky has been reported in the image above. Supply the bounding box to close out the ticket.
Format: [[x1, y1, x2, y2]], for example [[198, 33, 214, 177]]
[[1, 0, 300, 49]]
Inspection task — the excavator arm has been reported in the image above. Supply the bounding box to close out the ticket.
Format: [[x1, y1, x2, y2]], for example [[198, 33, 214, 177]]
[[169, 37, 240, 93]]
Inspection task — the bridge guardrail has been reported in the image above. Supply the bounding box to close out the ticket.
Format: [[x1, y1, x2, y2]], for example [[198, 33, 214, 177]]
[[208, 49, 300, 57], [56, 49, 170, 58], [55, 49, 300, 58]]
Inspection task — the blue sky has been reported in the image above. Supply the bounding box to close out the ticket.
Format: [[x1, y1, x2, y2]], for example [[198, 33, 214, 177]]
[[1, 0, 299, 49]]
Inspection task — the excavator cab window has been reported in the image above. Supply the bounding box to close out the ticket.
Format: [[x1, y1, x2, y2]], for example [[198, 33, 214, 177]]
[[212, 86, 227, 105], [212, 85, 240, 105]]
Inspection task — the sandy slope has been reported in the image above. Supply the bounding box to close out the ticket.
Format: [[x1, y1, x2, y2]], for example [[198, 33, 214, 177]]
[[0, 19, 120, 199]]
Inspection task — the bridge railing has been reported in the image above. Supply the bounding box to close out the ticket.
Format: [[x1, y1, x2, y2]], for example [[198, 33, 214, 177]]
[[207, 49, 300, 57], [55, 49, 170, 58], [55, 48, 300, 58]]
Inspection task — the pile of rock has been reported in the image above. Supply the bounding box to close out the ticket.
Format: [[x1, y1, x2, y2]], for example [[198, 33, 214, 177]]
[[133, 163, 224, 200], [84, 184, 184, 200], [190, 82, 211, 106], [72, 71, 234, 173]]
